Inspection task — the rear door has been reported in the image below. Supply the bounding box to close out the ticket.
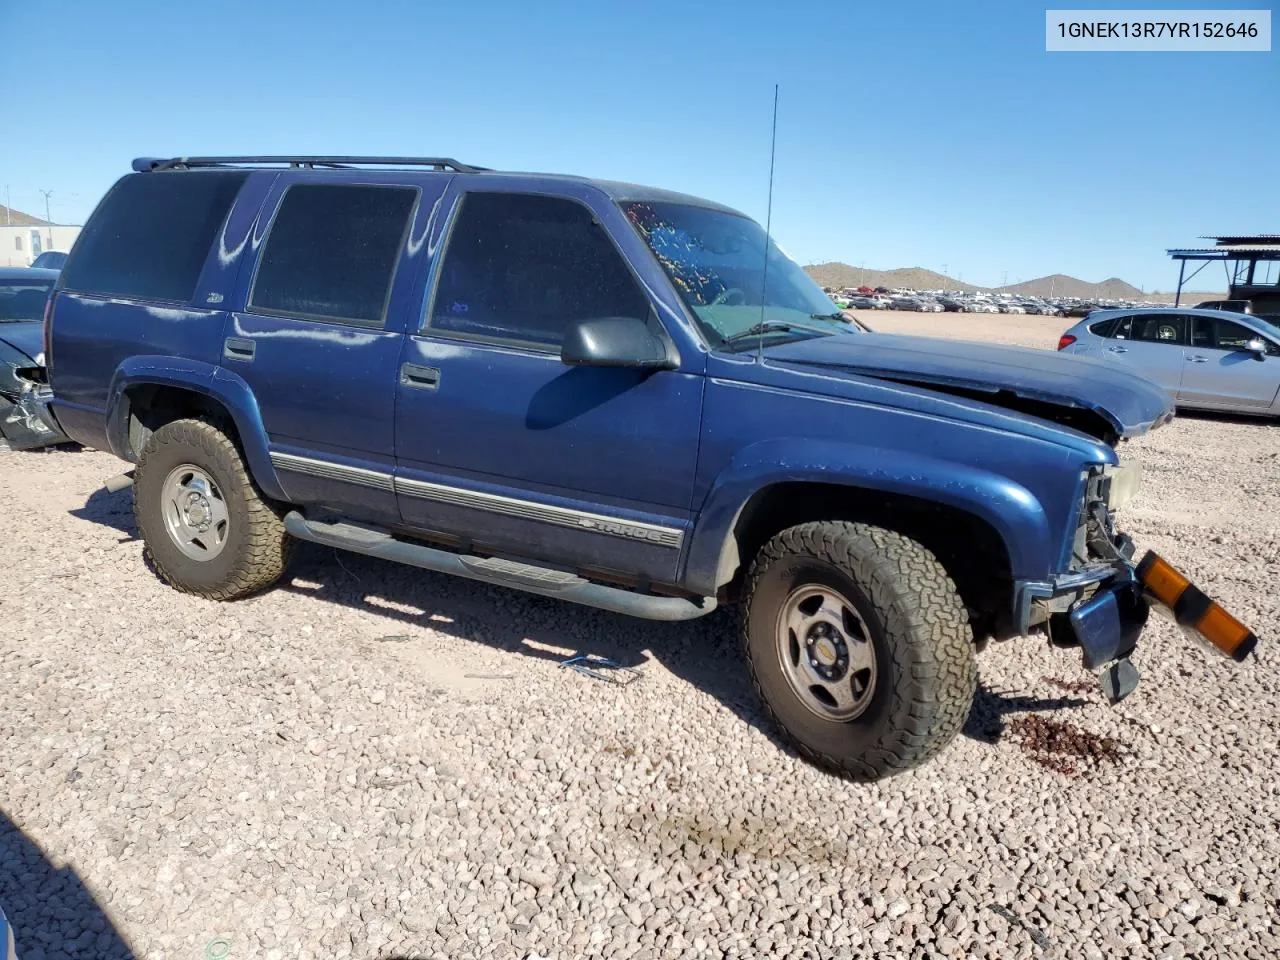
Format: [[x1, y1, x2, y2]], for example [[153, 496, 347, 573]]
[[226, 175, 439, 523], [1181, 316, 1280, 410], [1101, 313, 1188, 395]]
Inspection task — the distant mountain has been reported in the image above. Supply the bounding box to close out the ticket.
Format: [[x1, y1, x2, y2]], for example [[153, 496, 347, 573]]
[[804, 263, 981, 293], [996, 275, 1144, 299], [802, 262, 1205, 300]]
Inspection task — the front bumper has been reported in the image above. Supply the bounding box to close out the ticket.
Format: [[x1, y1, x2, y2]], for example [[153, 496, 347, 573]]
[[1019, 550, 1258, 701]]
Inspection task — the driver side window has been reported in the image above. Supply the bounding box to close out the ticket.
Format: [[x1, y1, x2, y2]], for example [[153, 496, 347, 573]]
[[427, 192, 649, 349]]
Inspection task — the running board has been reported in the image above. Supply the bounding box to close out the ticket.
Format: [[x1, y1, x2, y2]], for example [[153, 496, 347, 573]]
[[282, 512, 716, 622]]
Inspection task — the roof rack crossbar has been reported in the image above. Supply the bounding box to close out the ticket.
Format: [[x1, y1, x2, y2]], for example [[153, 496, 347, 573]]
[[133, 156, 489, 174]]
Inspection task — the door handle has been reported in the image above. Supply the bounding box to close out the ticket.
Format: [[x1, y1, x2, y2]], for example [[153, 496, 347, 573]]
[[1107, 346, 1127, 354], [400, 363, 440, 390], [1188, 356, 1209, 363], [224, 337, 256, 361]]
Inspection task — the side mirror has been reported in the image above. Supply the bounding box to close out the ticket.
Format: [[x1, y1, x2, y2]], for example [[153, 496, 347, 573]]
[[1245, 338, 1268, 358], [561, 316, 674, 369]]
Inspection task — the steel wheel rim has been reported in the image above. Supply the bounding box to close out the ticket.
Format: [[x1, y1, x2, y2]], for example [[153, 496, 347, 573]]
[[775, 584, 877, 721], [160, 463, 230, 562]]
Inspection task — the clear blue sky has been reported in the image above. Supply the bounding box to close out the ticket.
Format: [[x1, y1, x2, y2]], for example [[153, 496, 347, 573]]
[[2, 0, 1276, 289]]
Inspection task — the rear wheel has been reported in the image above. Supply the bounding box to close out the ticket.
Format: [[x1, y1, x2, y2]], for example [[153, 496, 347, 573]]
[[742, 521, 976, 781], [134, 418, 291, 599]]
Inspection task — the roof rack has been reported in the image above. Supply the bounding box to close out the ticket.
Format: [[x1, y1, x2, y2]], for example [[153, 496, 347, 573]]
[[132, 156, 489, 174]]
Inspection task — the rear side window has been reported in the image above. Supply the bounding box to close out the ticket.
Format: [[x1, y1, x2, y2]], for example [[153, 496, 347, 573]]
[[1128, 314, 1186, 345], [1088, 317, 1117, 337], [60, 171, 246, 302], [249, 184, 417, 327]]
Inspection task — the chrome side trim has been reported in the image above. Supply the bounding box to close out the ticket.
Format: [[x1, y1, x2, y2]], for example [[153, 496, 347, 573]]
[[269, 451, 394, 492], [394, 476, 684, 549]]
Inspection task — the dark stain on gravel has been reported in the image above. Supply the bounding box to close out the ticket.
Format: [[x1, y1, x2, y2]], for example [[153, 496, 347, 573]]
[[1007, 715, 1129, 776]]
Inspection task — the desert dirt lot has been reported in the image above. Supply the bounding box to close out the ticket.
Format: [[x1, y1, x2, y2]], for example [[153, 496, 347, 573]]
[[2, 312, 1278, 960]]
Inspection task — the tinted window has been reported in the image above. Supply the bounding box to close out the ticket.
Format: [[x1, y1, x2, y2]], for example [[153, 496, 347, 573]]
[[429, 192, 649, 347], [61, 171, 246, 302], [1192, 316, 1280, 354], [1088, 317, 1117, 337], [0, 279, 55, 321], [250, 184, 416, 326], [1128, 314, 1186, 345]]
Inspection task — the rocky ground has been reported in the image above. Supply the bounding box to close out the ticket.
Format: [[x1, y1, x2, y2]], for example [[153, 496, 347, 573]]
[[1, 313, 1277, 959]]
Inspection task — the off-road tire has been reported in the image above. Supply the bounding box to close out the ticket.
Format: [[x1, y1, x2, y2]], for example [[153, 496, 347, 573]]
[[742, 521, 976, 781], [134, 418, 291, 600]]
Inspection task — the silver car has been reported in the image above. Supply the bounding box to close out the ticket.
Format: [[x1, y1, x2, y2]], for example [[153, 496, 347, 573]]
[[1058, 308, 1280, 417]]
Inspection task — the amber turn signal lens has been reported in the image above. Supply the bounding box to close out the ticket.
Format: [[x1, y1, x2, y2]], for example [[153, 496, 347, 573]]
[[1193, 604, 1257, 661], [1136, 551, 1258, 662], [1138, 553, 1190, 608]]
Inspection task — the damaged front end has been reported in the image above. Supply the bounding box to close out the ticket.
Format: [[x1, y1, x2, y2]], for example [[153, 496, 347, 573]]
[[0, 363, 68, 451], [1016, 462, 1258, 703]]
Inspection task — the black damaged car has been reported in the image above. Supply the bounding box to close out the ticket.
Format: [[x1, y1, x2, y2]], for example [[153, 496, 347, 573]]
[[0, 267, 69, 450]]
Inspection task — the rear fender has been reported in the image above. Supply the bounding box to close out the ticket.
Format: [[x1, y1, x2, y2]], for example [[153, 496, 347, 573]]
[[106, 356, 284, 500], [683, 438, 1052, 595]]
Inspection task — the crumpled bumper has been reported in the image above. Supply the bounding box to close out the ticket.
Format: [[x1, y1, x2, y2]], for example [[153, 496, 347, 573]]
[[0, 370, 68, 451], [1018, 549, 1258, 703]]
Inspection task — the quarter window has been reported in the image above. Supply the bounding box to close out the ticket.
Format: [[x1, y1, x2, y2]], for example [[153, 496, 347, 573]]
[[60, 171, 246, 302], [428, 192, 649, 348], [250, 184, 417, 326]]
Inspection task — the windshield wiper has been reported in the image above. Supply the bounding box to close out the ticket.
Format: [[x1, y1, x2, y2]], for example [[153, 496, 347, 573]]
[[721, 319, 836, 346], [810, 312, 847, 321]]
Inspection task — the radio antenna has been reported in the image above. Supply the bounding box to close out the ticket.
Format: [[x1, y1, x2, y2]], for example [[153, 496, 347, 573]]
[[757, 83, 779, 364]]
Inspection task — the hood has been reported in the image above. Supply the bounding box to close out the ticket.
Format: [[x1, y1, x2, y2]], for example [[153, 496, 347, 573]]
[[0, 321, 43, 365], [765, 332, 1175, 440]]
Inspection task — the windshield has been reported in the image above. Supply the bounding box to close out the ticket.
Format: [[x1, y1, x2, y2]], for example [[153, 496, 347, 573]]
[[622, 201, 853, 346], [0, 279, 54, 322], [1251, 315, 1280, 339]]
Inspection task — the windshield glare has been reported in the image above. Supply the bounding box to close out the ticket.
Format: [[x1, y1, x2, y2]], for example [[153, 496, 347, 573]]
[[0, 280, 54, 321], [622, 201, 851, 345]]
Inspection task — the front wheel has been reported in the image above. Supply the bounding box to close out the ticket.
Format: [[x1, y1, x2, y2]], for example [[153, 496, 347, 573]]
[[134, 418, 292, 600], [742, 521, 976, 781]]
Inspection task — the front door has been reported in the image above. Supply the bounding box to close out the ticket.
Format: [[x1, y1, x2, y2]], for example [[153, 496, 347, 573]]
[[1181, 316, 1280, 409], [227, 177, 433, 522], [393, 188, 703, 584]]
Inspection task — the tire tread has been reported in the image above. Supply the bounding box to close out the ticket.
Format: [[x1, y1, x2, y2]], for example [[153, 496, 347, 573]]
[[742, 521, 976, 780]]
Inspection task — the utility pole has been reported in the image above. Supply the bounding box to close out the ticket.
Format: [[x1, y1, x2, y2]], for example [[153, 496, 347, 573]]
[[39, 189, 54, 247], [1002, 271, 1009, 288]]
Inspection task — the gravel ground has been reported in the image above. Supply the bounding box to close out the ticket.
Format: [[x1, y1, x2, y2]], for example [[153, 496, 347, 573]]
[[2, 313, 1278, 959]]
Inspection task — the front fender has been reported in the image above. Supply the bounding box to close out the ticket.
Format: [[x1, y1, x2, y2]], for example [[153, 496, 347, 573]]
[[106, 357, 285, 500], [682, 438, 1054, 595]]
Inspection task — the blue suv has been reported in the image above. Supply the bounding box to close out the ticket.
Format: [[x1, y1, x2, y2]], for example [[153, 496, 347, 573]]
[[42, 156, 1253, 780]]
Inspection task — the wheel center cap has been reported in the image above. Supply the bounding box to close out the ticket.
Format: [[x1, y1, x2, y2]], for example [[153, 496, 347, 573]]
[[814, 638, 838, 666], [184, 494, 211, 528]]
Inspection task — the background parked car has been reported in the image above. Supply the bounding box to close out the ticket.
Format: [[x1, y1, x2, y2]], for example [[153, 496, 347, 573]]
[[29, 250, 69, 271], [1058, 308, 1280, 416], [0, 267, 69, 450]]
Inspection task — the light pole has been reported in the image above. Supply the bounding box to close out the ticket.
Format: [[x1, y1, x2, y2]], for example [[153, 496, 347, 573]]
[[39, 189, 54, 248]]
